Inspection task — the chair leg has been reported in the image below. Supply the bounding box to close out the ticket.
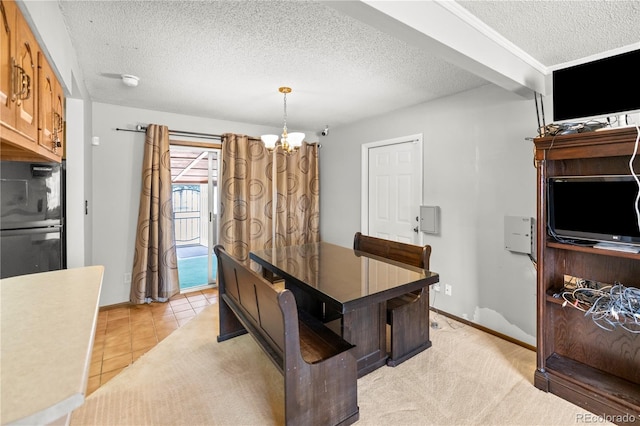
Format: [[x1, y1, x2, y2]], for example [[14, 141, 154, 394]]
[[387, 288, 432, 366]]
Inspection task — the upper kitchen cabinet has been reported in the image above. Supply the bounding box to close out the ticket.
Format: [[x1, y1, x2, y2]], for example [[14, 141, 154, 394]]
[[0, 0, 65, 163], [0, 0, 16, 126], [38, 52, 64, 157], [13, 3, 38, 142]]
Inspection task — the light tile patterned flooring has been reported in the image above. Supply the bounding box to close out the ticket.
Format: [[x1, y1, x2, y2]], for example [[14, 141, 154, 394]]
[[87, 288, 218, 396]]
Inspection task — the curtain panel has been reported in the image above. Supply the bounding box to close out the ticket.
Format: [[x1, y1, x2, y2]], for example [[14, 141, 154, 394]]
[[274, 142, 320, 246], [219, 134, 273, 264], [130, 124, 180, 304], [220, 134, 320, 267]]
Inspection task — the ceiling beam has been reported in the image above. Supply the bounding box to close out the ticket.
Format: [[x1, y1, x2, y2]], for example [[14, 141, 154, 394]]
[[172, 151, 208, 182], [325, 0, 549, 98]]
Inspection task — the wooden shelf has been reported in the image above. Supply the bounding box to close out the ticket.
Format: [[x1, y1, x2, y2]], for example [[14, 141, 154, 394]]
[[534, 128, 640, 424], [534, 127, 640, 161], [545, 291, 567, 306], [546, 241, 640, 260], [544, 354, 640, 411]]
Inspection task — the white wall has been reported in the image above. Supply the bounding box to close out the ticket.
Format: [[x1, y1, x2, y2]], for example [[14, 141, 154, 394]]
[[83, 98, 94, 264], [91, 102, 315, 306], [320, 84, 541, 346], [64, 98, 85, 268]]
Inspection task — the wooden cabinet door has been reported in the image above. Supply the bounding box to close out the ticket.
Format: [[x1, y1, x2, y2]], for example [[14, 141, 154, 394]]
[[0, 0, 16, 127], [38, 51, 56, 154], [53, 76, 64, 156], [14, 8, 37, 143], [37, 52, 64, 158]]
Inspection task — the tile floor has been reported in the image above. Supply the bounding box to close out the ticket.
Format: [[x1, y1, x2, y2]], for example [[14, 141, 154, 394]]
[[87, 288, 218, 396]]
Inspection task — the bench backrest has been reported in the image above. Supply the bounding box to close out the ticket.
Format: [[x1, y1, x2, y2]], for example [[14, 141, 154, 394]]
[[215, 245, 286, 363], [353, 231, 431, 270]]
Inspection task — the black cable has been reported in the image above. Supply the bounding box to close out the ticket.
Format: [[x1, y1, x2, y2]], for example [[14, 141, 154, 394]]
[[535, 92, 542, 136], [540, 93, 546, 131], [545, 221, 594, 247]]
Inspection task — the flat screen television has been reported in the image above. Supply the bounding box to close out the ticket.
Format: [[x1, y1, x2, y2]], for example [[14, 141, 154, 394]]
[[548, 175, 640, 247], [552, 49, 640, 122]]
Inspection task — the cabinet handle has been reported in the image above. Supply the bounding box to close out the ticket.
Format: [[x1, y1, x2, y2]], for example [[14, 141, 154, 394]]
[[52, 111, 63, 149], [53, 111, 63, 132], [54, 95, 64, 141], [12, 61, 31, 102], [13, 42, 33, 103]]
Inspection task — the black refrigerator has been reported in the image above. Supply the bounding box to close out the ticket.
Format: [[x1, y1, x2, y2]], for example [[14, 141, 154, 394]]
[[0, 160, 66, 279]]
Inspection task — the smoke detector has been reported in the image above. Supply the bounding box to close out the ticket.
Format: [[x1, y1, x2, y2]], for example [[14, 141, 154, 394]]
[[121, 74, 139, 87]]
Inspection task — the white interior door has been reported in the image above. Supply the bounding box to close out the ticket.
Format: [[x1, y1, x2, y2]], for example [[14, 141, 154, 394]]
[[362, 135, 423, 244]]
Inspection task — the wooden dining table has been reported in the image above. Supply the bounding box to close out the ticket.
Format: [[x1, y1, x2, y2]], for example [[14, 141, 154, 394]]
[[250, 241, 440, 377]]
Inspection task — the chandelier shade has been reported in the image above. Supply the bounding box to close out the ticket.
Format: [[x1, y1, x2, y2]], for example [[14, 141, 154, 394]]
[[261, 87, 305, 154], [287, 132, 305, 149], [261, 134, 279, 150]]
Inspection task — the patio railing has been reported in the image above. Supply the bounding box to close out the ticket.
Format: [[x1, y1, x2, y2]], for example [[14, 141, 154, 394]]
[[173, 185, 201, 246]]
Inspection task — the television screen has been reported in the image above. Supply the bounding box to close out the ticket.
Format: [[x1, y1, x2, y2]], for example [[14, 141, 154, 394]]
[[552, 49, 640, 122], [548, 175, 640, 246]]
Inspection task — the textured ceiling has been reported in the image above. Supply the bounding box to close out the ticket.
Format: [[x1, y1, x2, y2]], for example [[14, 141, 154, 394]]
[[458, 0, 640, 66], [56, 0, 640, 135]]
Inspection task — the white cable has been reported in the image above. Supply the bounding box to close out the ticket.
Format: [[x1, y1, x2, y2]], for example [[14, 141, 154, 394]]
[[430, 286, 439, 329], [629, 125, 640, 231]]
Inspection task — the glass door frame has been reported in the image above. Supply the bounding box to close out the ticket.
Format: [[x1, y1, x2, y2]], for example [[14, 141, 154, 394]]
[[207, 149, 220, 285], [169, 142, 221, 290]]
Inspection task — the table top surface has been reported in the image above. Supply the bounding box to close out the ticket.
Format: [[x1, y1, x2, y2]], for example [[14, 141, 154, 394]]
[[250, 241, 439, 309]]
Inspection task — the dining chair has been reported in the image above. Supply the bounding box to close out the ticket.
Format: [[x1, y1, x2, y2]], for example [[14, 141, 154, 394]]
[[353, 232, 433, 366]]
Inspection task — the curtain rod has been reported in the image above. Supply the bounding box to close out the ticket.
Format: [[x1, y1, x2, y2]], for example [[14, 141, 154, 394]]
[[115, 126, 321, 147], [116, 125, 221, 141]]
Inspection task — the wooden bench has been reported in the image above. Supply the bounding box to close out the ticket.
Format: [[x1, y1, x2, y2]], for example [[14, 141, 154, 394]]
[[214, 245, 360, 426], [353, 232, 433, 366]]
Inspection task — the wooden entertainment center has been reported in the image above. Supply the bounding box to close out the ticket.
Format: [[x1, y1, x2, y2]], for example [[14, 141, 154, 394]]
[[533, 127, 640, 424]]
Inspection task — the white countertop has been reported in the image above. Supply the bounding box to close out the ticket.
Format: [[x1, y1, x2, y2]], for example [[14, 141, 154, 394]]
[[1, 266, 104, 425]]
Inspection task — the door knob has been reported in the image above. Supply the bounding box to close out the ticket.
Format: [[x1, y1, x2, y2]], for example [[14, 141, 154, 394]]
[[413, 226, 419, 233]]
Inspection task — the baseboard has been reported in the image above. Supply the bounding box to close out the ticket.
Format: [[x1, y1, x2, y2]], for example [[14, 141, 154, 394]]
[[429, 307, 536, 352], [99, 301, 133, 312]]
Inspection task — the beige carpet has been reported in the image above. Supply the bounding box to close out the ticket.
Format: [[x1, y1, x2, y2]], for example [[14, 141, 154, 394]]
[[70, 304, 604, 425]]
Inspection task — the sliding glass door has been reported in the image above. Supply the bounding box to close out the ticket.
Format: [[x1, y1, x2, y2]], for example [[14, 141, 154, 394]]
[[207, 151, 219, 284], [170, 145, 220, 291]]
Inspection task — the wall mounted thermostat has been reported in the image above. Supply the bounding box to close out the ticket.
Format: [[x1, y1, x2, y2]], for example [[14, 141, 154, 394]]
[[419, 206, 440, 234], [504, 216, 534, 254]]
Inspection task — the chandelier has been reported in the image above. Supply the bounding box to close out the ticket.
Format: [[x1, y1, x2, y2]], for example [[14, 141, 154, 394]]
[[261, 87, 305, 154]]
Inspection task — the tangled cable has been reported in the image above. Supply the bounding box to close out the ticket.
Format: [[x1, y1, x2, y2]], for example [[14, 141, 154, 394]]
[[585, 284, 640, 333], [561, 279, 640, 333]]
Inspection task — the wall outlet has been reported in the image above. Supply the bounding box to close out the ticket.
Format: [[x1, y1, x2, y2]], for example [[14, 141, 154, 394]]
[[432, 283, 441, 292], [445, 284, 452, 296], [124, 273, 131, 284]]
